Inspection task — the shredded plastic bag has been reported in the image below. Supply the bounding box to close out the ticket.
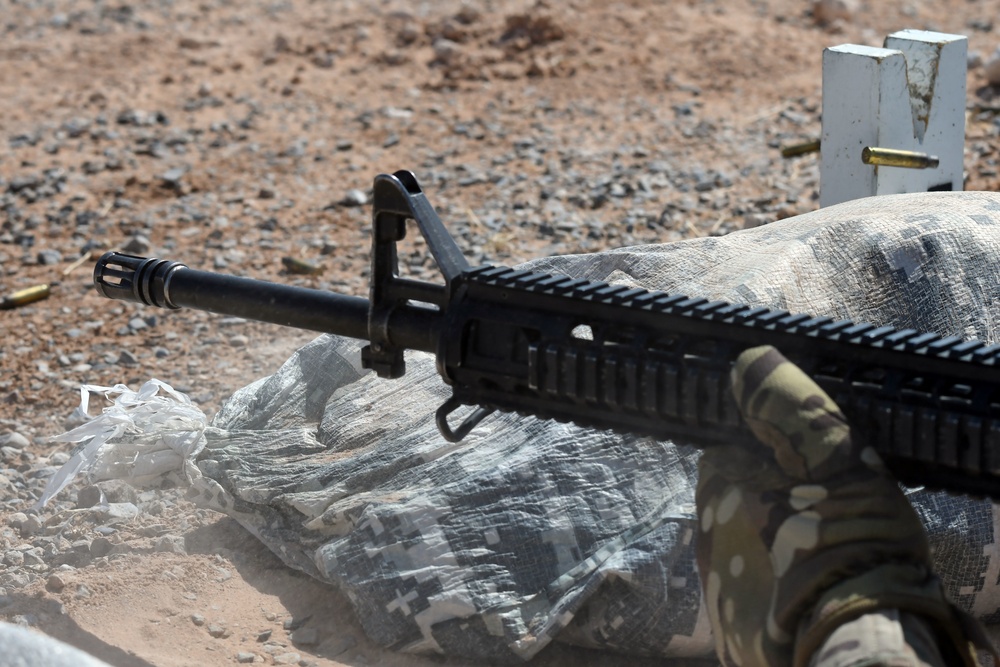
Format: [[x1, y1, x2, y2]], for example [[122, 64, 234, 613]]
[[36, 380, 207, 509]]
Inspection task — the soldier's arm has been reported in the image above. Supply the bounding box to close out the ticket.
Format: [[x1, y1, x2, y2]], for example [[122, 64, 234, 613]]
[[695, 346, 996, 667]]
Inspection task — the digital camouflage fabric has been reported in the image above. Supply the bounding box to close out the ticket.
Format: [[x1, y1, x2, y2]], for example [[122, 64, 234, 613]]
[[696, 345, 996, 667]]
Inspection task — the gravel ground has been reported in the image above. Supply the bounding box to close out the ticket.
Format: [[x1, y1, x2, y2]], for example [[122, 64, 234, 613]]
[[4, 1, 1000, 665]]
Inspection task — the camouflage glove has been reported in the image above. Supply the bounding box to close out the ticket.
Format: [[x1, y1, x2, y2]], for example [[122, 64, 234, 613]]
[[695, 345, 995, 667]]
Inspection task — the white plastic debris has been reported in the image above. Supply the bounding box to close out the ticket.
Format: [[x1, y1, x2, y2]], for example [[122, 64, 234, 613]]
[[35, 379, 207, 510]]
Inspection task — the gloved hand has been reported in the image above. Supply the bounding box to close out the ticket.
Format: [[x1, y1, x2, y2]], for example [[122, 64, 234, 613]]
[[695, 345, 995, 667]]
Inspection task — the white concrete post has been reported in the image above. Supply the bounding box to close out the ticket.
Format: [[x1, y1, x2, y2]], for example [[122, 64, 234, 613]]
[[819, 30, 967, 208]]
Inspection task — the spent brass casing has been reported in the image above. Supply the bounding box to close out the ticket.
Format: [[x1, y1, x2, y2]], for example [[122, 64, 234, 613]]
[[0, 284, 51, 310], [861, 147, 940, 170], [281, 256, 324, 275], [780, 138, 821, 158]]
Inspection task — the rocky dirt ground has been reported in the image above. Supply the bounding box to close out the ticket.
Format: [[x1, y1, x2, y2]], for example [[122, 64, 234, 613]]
[[4, 0, 1000, 665]]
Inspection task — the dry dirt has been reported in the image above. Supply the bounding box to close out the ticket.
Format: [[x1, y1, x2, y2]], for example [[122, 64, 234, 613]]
[[4, 0, 1000, 665]]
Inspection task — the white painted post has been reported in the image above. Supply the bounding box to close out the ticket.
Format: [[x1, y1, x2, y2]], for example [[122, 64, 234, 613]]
[[819, 30, 967, 208]]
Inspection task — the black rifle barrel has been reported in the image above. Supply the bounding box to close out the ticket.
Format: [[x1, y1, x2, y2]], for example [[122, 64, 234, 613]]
[[93, 252, 440, 353]]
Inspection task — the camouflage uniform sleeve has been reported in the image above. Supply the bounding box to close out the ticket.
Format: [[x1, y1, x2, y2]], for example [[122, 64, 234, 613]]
[[695, 345, 998, 667], [809, 610, 947, 667]]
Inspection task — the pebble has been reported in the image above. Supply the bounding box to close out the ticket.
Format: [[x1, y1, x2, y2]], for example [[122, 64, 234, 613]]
[[19, 515, 42, 536], [98, 502, 140, 522], [160, 167, 187, 187], [236, 653, 256, 664], [283, 615, 310, 631], [46, 573, 67, 592], [90, 537, 114, 558], [121, 235, 151, 255], [985, 50, 1000, 86], [272, 653, 301, 665], [100, 480, 139, 504], [257, 629, 272, 642], [191, 613, 205, 626], [207, 623, 231, 638], [37, 249, 63, 265], [118, 349, 139, 365], [76, 486, 103, 509], [8, 174, 40, 193], [0, 432, 30, 450], [155, 535, 187, 555], [811, 0, 858, 24], [339, 189, 367, 207]]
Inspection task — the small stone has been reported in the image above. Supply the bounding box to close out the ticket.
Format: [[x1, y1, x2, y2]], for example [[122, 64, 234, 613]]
[[100, 479, 139, 504], [985, 52, 1000, 86], [191, 613, 205, 626], [311, 52, 334, 68], [19, 515, 42, 536], [8, 174, 40, 192], [38, 248, 62, 266], [22, 550, 44, 567], [4, 551, 24, 567], [7, 512, 28, 529], [0, 433, 30, 450], [90, 537, 114, 558], [46, 573, 67, 593], [339, 189, 367, 207], [74, 584, 92, 599], [62, 117, 91, 138], [236, 653, 256, 664], [256, 629, 272, 642], [99, 502, 140, 522], [207, 623, 230, 638], [128, 317, 147, 331], [118, 349, 139, 365], [811, 0, 858, 25], [76, 485, 103, 509], [155, 535, 187, 555], [272, 653, 301, 665], [160, 167, 187, 185], [122, 235, 151, 255], [228, 335, 249, 348]]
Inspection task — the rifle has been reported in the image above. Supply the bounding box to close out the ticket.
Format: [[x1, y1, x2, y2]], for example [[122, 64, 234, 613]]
[[93, 170, 1000, 499]]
